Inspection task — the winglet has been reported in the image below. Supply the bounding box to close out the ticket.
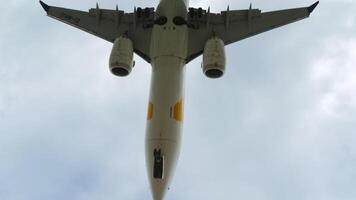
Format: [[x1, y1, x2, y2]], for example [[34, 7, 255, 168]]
[[39, 1, 50, 13], [307, 1, 319, 14]]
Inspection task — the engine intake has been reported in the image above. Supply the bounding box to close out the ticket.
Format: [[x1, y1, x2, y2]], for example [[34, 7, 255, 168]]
[[202, 37, 226, 79], [109, 37, 134, 77]]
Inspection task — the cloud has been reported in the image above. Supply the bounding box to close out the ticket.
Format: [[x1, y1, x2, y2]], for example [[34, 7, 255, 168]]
[[309, 38, 356, 118], [1, 0, 356, 200]]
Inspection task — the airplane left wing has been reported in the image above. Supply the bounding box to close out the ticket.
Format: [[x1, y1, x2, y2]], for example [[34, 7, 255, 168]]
[[39, 1, 154, 62], [186, 1, 319, 63]]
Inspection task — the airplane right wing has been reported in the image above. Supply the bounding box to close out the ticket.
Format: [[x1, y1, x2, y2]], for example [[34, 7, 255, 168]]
[[39, 1, 154, 63], [186, 1, 319, 63]]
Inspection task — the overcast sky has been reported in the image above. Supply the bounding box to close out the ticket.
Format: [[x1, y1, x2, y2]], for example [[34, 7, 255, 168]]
[[0, 0, 355, 200]]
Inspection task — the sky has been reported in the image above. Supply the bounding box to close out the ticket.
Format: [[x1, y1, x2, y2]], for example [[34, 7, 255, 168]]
[[0, 0, 355, 200]]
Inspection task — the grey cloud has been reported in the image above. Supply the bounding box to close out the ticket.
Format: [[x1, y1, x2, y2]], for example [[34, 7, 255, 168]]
[[1, 0, 356, 200]]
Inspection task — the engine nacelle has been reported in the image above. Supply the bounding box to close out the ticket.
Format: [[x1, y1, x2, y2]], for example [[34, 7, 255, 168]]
[[202, 37, 226, 78], [109, 37, 134, 77]]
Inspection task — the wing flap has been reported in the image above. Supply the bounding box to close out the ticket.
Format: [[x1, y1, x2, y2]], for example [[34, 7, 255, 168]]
[[186, 2, 319, 63], [45, 6, 130, 43], [221, 7, 310, 45], [40, 1, 152, 63]]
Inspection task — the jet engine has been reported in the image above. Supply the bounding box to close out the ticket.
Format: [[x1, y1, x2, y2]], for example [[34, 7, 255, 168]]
[[202, 37, 226, 78], [109, 36, 135, 77]]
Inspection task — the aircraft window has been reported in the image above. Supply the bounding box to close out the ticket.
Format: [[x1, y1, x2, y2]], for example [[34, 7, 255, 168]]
[[173, 16, 186, 26], [155, 16, 168, 25]]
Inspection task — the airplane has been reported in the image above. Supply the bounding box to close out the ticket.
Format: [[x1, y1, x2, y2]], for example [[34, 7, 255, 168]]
[[39, 0, 319, 199]]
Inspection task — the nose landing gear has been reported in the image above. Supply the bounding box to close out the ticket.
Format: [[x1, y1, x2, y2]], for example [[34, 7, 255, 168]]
[[153, 149, 164, 179]]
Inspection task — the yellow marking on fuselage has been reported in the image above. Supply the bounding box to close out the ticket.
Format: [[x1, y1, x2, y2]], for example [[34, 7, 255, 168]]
[[147, 102, 154, 120], [173, 99, 184, 122]]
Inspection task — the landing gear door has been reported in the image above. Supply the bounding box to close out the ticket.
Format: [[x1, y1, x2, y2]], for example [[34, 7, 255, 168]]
[[153, 149, 164, 179]]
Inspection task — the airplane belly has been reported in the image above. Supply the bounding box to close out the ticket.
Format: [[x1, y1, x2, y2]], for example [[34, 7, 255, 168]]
[[145, 56, 186, 200]]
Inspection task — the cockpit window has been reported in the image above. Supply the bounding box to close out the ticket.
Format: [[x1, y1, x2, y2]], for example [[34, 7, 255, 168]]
[[155, 16, 168, 25], [173, 16, 186, 26]]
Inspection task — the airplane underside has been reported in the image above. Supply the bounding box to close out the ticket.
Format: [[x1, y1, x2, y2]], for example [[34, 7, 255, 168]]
[[39, 0, 318, 199]]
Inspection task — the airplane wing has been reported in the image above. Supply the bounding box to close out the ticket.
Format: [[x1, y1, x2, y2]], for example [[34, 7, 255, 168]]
[[186, 1, 319, 63], [39, 1, 154, 62]]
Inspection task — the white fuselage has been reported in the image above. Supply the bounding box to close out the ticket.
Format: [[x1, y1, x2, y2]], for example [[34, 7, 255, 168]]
[[145, 0, 189, 199]]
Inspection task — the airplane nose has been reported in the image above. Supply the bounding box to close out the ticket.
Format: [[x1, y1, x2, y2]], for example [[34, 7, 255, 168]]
[[146, 141, 180, 200], [151, 180, 168, 200]]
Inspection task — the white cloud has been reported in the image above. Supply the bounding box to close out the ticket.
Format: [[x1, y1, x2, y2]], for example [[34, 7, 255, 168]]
[[310, 38, 356, 118], [1, 0, 356, 200]]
